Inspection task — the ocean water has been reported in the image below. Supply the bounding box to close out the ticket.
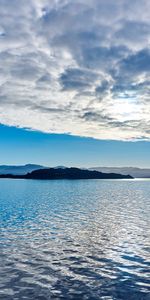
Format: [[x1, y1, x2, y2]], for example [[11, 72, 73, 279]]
[[0, 179, 149, 300]]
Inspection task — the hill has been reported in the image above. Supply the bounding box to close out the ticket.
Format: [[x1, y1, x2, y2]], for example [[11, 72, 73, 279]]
[[0, 167, 133, 180]]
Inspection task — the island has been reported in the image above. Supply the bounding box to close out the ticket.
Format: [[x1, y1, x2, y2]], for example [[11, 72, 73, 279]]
[[0, 167, 133, 180]]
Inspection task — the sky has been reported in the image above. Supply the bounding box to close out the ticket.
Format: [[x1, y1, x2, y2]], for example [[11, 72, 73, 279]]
[[0, 125, 150, 168], [0, 0, 150, 166]]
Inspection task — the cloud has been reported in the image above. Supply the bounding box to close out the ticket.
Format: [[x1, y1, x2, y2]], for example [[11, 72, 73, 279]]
[[0, 0, 150, 140], [60, 68, 99, 91]]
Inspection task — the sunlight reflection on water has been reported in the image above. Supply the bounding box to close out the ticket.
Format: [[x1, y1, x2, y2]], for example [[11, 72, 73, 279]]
[[0, 179, 150, 299]]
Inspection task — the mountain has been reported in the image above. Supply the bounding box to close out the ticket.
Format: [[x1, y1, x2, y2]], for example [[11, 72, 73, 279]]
[[0, 167, 133, 180], [0, 164, 46, 175], [89, 167, 150, 178], [0, 164, 148, 178]]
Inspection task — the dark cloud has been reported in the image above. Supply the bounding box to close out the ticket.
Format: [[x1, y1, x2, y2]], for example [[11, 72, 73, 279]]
[[95, 80, 110, 95], [119, 48, 150, 75], [60, 68, 98, 91], [81, 111, 114, 123]]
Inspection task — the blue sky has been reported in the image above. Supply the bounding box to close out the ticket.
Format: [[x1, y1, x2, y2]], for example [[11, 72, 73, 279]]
[[0, 125, 149, 167], [0, 0, 150, 166]]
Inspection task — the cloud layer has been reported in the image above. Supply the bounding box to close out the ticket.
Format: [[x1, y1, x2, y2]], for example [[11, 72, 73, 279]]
[[0, 0, 150, 140]]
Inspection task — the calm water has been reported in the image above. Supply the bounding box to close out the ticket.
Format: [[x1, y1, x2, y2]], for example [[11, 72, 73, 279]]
[[0, 179, 149, 300]]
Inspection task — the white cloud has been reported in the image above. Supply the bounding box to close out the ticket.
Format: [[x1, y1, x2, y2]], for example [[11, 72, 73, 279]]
[[0, 0, 150, 140]]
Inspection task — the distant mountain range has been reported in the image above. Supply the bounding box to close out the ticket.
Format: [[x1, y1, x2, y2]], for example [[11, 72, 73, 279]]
[[0, 164, 45, 175], [0, 167, 132, 180], [0, 164, 149, 178], [90, 167, 150, 178]]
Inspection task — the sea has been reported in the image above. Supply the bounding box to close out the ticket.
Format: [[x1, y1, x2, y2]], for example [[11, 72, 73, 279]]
[[0, 179, 149, 300]]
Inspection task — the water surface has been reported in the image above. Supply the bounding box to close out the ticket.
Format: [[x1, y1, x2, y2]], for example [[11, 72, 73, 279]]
[[0, 179, 150, 299]]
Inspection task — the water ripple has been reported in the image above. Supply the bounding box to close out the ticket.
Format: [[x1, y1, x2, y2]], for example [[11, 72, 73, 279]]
[[0, 179, 150, 299]]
